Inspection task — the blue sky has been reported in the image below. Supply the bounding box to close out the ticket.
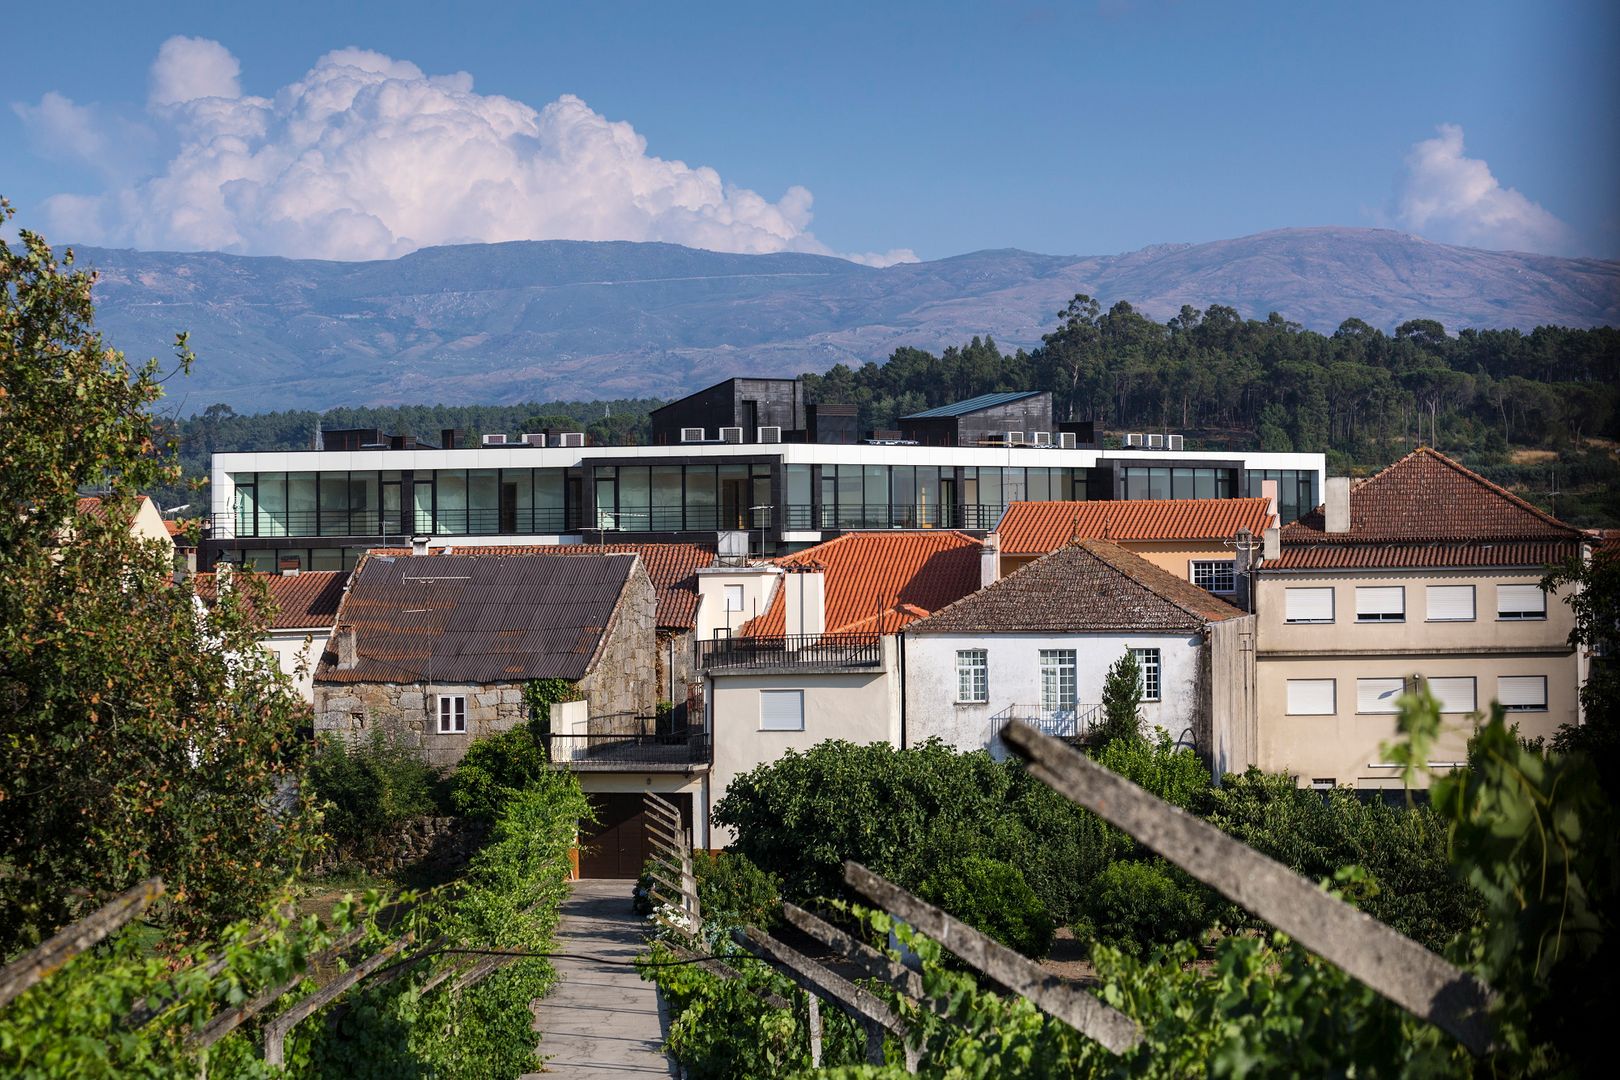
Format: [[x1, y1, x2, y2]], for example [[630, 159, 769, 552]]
[[5, 0, 1617, 262]]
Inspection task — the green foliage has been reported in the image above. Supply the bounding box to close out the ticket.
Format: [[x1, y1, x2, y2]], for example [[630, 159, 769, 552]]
[[0, 199, 316, 950], [1073, 860, 1206, 958], [450, 726, 549, 820], [1543, 551, 1620, 802], [693, 851, 783, 933], [1097, 651, 1143, 746], [305, 731, 441, 857], [522, 677, 581, 736], [1092, 729, 1212, 814], [919, 856, 1055, 959]]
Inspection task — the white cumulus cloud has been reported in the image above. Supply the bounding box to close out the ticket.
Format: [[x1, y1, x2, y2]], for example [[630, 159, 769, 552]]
[[1392, 123, 1575, 255], [20, 37, 917, 267]]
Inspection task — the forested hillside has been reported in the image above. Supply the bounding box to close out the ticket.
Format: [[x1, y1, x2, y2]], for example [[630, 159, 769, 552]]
[[159, 299, 1620, 525]]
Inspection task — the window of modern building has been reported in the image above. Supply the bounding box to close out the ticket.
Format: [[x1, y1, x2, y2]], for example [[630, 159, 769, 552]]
[[1121, 466, 1236, 501], [759, 689, 806, 731], [1284, 587, 1335, 623], [1497, 676, 1549, 712], [784, 464, 813, 529], [1132, 648, 1162, 701], [1191, 560, 1237, 594], [1426, 585, 1476, 622], [437, 694, 467, 734], [956, 649, 988, 703], [1039, 649, 1077, 717], [1244, 469, 1318, 523], [1496, 584, 1547, 621], [1286, 679, 1336, 715], [1356, 677, 1406, 713], [1355, 586, 1405, 622], [1426, 677, 1477, 714]]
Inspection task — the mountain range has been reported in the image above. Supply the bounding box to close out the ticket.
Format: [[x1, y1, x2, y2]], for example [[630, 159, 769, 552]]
[[72, 226, 1620, 413]]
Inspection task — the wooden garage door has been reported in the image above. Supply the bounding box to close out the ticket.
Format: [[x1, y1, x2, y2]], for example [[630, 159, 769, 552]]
[[578, 795, 647, 879]]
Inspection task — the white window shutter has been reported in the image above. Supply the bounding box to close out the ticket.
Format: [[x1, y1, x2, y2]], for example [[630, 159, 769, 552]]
[[1497, 584, 1546, 617], [1497, 676, 1548, 708], [1286, 679, 1336, 715], [1425, 585, 1475, 621], [759, 689, 805, 731], [1285, 587, 1334, 622], [1426, 677, 1477, 714], [1356, 677, 1405, 713], [1355, 587, 1405, 617]]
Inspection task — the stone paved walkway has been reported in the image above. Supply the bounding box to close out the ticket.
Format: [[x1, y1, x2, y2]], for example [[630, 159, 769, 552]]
[[527, 879, 676, 1078]]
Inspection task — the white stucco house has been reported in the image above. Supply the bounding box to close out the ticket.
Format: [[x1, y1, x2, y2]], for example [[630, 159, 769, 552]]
[[902, 539, 1257, 766]]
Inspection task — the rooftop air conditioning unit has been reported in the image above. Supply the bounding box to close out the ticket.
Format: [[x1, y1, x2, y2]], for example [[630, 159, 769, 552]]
[[680, 427, 705, 443], [1033, 431, 1052, 446], [1168, 434, 1185, 451], [1126, 433, 1145, 447], [557, 432, 585, 448], [481, 433, 508, 446], [757, 425, 782, 443], [1147, 433, 1166, 449], [521, 432, 547, 447], [719, 426, 744, 444], [1058, 432, 1077, 449], [1006, 431, 1024, 446]]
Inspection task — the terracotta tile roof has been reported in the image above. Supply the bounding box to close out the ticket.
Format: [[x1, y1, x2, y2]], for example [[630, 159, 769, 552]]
[[996, 498, 1274, 554], [318, 553, 639, 685], [193, 570, 348, 629], [1272, 448, 1584, 571], [742, 531, 984, 637], [907, 540, 1246, 634], [76, 494, 152, 520], [366, 542, 710, 631]]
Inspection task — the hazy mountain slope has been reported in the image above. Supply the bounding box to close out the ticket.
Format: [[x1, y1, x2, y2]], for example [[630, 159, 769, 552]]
[[73, 228, 1619, 412]]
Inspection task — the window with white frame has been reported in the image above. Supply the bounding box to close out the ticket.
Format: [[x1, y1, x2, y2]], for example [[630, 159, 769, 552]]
[[956, 649, 988, 703], [1425, 585, 1476, 622], [1355, 586, 1405, 622], [1190, 560, 1237, 594], [436, 694, 467, 734], [724, 584, 745, 612], [759, 689, 805, 731], [1425, 676, 1477, 714], [1285, 587, 1335, 623], [1356, 677, 1406, 713], [1496, 584, 1547, 621], [1497, 676, 1548, 712], [1039, 649, 1077, 716], [1286, 679, 1336, 715], [1132, 648, 1162, 701]]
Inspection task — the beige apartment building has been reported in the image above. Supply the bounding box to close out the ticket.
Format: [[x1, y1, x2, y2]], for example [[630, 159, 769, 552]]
[[1254, 448, 1586, 789]]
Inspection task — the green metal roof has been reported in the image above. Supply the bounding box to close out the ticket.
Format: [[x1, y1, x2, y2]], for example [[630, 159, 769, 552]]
[[900, 390, 1043, 420]]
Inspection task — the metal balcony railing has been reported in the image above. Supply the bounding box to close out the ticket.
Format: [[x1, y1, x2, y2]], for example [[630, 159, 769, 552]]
[[991, 703, 1104, 741], [778, 504, 1004, 531], [213, 507, 583, 540], [697, 633, 883, 672], [543, 724, 711, 771]]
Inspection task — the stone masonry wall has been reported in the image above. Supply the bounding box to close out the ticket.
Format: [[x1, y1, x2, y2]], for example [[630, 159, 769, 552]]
[[314, 681, 530, 769], [312, 815, 490, 876], [575, 562, 658, 720]]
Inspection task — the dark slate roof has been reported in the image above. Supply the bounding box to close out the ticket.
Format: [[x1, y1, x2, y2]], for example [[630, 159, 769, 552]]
[[906, 540, 1245, 635], [316, 553, 638, 685], [901, 391, 1043, 420]]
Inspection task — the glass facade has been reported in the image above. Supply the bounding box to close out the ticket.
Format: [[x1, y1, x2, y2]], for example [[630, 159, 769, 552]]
[[1119, 466, 1237, 502], [231, 468, 575, 537], [1243, 469, 1319, 523], [591, 463, 772, 531], [804, 465, 1086, 530]]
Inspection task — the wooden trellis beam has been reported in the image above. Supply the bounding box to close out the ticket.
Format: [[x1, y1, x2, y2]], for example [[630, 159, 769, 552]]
[[189, 926, 367, 1050], [262, 932, 414, 1066], [0, 877, 165, 1010]]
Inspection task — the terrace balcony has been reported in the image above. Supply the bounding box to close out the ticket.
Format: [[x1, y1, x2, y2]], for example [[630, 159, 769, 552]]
[[991, 703, 1104, 742], [697, 633, 885, 673], [543, 710, 711, 773]]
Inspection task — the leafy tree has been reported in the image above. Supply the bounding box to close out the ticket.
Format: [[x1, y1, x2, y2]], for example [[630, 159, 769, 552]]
[[0, 199, 314, 950], [450, 726, 550, 819], [1096, 651, 1144, 745], [919, 855, 1055, 959], [305, 730, 440, 856], [1541, 550, 1620, 801]]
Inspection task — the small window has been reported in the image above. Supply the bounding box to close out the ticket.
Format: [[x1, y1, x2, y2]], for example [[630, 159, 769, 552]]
[[436, 694, 467, 734], [759, 689, 805, 731], [1356, 678, 1405, 714], [1497, 675, 1548, 712], [1426, 585, 1476, 622], [956, 649, 988, 704], [1285, 587, 1334, 623], [1190, 560, 1236, 594], [1310, 778, 1336, 790], [1425, 676, 1477, 714], [1132, 648, 1161, 702], [1355, 586, 1405, 622], [1496, 584, 1547, 621], [724, 584, 745, 612], [1286, 679, 1336, 715]]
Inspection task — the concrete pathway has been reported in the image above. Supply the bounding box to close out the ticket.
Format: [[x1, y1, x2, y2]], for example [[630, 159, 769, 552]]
[[528, 879, 676, 1078]]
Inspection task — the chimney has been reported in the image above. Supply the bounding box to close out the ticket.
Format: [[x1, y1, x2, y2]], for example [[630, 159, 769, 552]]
[[335, 624, 358, 670], [1260, 479, 1281, 560], [411, 534, 431, 557], [278, 556, 301, 577], [980, 532, 1001, 587], [1324, 476, 1351, 534], [783, 566, 826, 639]]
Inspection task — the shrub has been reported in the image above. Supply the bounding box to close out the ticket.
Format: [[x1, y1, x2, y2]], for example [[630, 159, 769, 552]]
[[450, 726, 549, 820], [1096, 651, 1144, 746], [1003, 774, 1127, 925], [1093, 729, 1213, 814], [1076, 859, 1207, 957], [305, 730, 439, 856], [694, 851, 782, 932], [920, 855, 1055, 959]]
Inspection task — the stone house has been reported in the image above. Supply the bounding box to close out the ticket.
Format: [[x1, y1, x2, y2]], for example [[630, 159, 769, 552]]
[[313, 551, 657, 768]]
